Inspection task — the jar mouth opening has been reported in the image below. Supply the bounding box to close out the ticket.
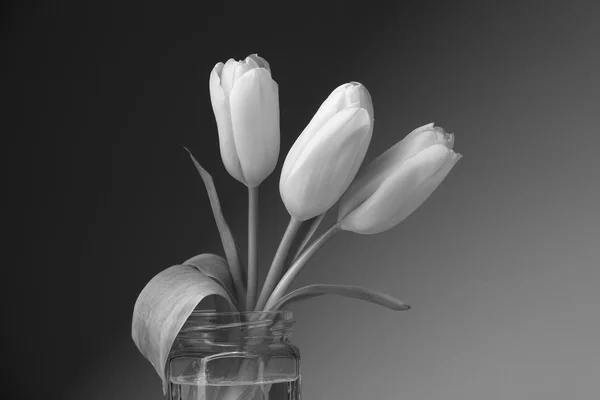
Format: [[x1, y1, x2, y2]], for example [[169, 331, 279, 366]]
[[181, 309, 294, 334], [189, 309, 293, 318]]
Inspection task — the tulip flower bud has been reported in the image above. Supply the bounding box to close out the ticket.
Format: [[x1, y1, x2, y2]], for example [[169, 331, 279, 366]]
[[280, 82, 374, 221], [338, 123, 461, 234], [209, 54, 280, 187]]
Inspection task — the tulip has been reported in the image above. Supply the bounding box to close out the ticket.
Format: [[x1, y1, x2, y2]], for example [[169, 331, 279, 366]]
[[253, 83, 374, 311], [279, 82, 374, 221], [209, 54, 280, 310], [338, 123, 461, 234], [209, 54, 279, 187]]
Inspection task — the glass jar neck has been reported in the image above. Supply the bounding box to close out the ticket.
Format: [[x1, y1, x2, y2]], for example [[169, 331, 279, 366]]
[[173, 310, 295, 349]]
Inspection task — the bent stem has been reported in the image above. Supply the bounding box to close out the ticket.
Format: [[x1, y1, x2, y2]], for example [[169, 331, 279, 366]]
[[290, 213, 326, 263], [266, 284, 411, 312], [263, 222, 342, 311], [246, 186, 259, 311], [254, 217, 303, 311]]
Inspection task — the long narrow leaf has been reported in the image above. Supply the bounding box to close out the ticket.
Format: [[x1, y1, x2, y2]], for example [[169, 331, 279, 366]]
[[131, 264, 236, 394], [184, 147, 246, 308], [267, 284, 411, 311]]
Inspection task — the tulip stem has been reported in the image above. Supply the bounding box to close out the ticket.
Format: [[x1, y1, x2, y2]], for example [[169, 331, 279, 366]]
[[291, 213, 326, 263], [263, 222, 342, 311], [246, 186, 259, 311], [254, 217, 303, 311]]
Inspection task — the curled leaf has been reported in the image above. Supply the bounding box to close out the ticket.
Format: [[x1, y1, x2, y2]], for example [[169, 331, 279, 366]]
[[266, 284, 410, 312], [182, 253, 241, 310], [131, 264, 236, 394], [184, 147, 247, 308]]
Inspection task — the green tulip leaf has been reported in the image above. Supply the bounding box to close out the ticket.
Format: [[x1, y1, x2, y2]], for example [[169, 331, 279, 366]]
[[184, 147, 247, 308], [266, 284, 411, 312], [131, 264, 237, 394], [182, 253, 241, 310]]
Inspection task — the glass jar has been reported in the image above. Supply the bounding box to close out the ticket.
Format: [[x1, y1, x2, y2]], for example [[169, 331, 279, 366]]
[[167, 310, 301, 400]]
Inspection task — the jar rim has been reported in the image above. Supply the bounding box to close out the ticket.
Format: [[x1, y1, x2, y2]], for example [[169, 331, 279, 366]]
[[189, 309, 293, 318], [180, 309, 295, 334]]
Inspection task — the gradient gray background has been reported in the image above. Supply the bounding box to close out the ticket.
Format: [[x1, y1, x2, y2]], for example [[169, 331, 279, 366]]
[[5, 1, 600, 399]]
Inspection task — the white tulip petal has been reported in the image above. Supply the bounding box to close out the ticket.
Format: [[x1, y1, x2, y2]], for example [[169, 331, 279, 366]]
[[246, 54, 271, 72], [209, 63, 245, 184], [220, 58, 239, 97], [233, 62, 254, 83], [243, 55, 260, 69], [373, 124, 453, 175], [341, 145, 460, 234], [229, 68, 280, 187], [348, 82, 374, 123], [280, 82, 373, 186], [233, 56, 266, 83], [400, 122, 435, 143], [281, 107, 372, 220], [370, 151, 461, 233], [338, 123, 453, 219]]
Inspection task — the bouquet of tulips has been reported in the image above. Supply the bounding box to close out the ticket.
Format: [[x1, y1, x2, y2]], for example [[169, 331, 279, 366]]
[[132, 54, 461, 395]]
